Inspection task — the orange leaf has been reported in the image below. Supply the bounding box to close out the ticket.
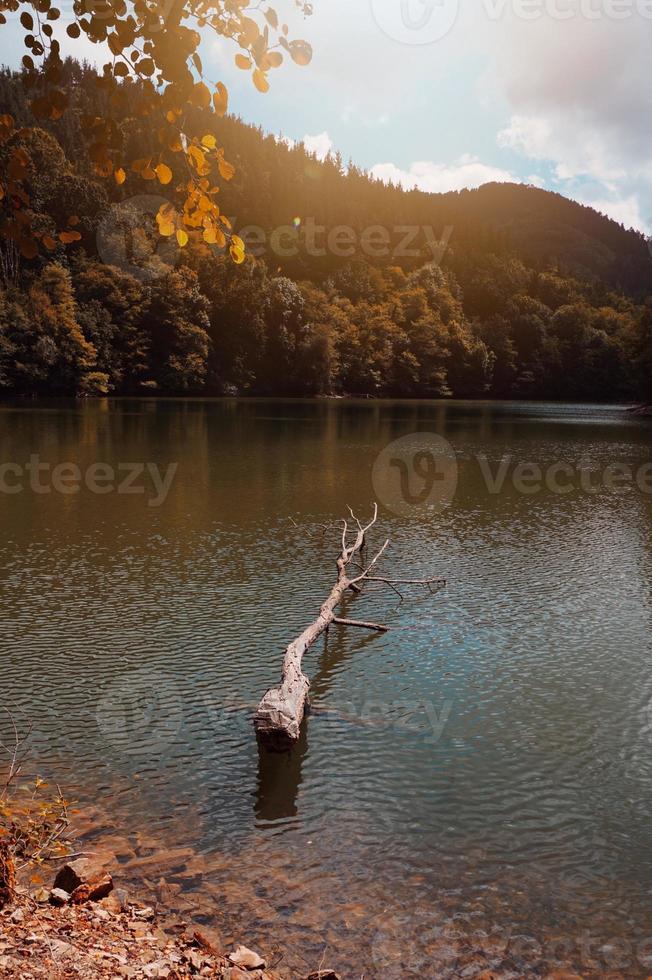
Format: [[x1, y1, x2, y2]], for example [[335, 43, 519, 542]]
[[155, 163, 173, 185], [213, 82, 228, 118], [230, 243, 245, 264], [190, 82, 211, 109], [19, 237, 38, 259], [253, 70, 269, 94], [289, 40, 313, 66], [218, 157, 235, 181]]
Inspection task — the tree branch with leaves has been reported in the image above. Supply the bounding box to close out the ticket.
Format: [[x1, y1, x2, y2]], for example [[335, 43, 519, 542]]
[[0, 708, 74, 907], [0, 0, 313, 260]]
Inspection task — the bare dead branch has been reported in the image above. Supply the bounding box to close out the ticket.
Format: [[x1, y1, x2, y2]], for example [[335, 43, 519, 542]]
[[350, 538, 390, 585], [332, 618, 390, 633], [254, 504, 441, 749], [0, 708, 33, 800]]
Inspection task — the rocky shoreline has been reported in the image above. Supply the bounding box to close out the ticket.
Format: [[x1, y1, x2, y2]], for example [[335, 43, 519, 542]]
[[0, 854, 338, 980], [4, 790, 642, 977]]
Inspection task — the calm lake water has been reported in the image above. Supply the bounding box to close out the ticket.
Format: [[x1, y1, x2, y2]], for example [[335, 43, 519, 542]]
[[2, 398, 652, 977]]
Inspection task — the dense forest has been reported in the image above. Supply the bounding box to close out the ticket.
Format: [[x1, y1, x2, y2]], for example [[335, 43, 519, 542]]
[[1, 60, 651, 401]]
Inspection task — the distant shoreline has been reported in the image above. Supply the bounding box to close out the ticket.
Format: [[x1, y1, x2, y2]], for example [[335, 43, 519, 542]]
[[0, 394, 646, 408]]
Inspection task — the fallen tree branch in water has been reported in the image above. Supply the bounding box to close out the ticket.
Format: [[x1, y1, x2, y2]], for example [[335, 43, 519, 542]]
[[332, 617, 390, 632], [253, 504, 445, 749]]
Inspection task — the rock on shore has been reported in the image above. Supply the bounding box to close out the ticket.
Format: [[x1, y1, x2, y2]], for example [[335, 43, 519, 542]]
[[0, 856, 340, 980]]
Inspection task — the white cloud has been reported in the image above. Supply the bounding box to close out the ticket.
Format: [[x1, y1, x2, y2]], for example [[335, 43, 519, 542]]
[[488, 12, 652, 231], [496, 108, 651, 232], [498, 113, 628, 184], [498, 116, 551, 164], [303, 131, 334, 161], [2, 0, 650, 235], [370, 155, 519, 194]]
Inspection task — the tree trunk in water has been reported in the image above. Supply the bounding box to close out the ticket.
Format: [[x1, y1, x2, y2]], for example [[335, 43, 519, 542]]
[[254, 506, 444, 750]]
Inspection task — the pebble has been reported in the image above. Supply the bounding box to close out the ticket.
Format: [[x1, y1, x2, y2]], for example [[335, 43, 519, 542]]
[[48, 888, 71, 907], [229, 944, 266, 969]]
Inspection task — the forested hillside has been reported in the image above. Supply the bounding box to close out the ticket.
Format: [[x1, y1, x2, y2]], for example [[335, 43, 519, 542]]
[[1, 59, 651, 401]]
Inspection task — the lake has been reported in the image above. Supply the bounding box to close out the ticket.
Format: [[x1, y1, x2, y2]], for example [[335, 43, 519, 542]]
[[2, 398, 652, 977]]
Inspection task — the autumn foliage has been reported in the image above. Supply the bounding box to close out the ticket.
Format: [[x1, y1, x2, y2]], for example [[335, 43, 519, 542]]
[[0, 0, 312, 259], [0, 62, 651, 401], [1, 711, 73, 904]]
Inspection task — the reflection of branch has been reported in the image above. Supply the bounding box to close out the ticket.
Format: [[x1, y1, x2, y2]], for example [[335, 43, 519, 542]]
[[365, 573, 446, 601], [367, 575, 445, 586], [254, 504, 445, 748]]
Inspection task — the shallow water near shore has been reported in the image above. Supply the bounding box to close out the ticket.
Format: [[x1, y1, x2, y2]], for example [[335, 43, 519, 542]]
[[2, 398, 652, 976]]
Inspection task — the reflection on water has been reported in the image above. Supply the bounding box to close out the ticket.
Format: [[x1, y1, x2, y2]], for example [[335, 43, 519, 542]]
[[256, 726, 308, 823], [1, 398, 652, 976]]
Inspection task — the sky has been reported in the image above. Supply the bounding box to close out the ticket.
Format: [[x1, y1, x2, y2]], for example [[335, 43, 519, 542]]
[[1, 0, 651, 233]]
